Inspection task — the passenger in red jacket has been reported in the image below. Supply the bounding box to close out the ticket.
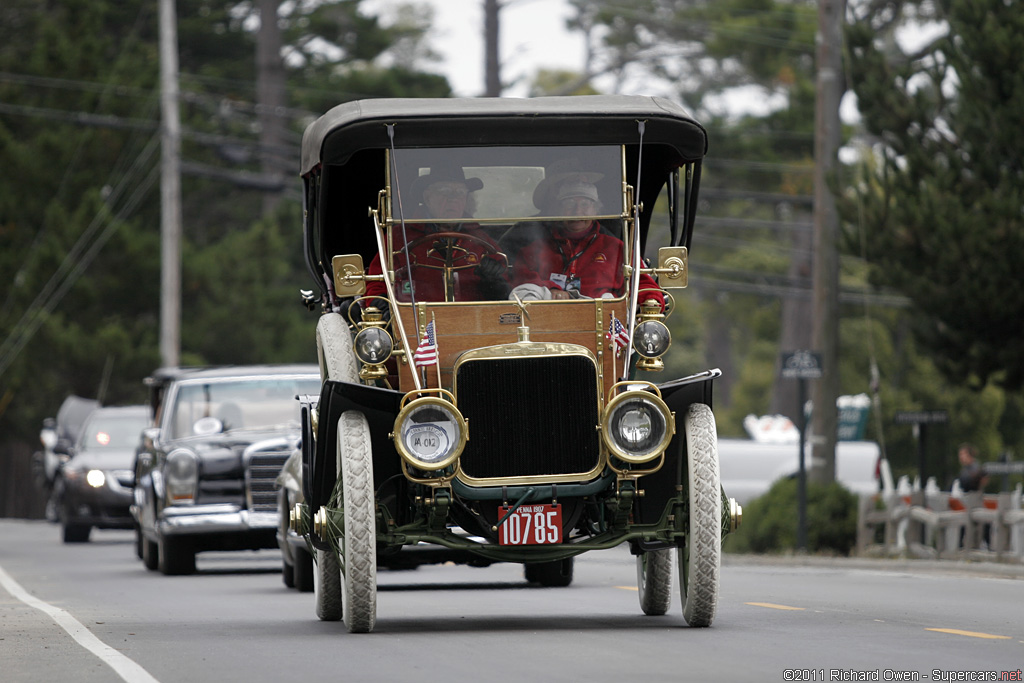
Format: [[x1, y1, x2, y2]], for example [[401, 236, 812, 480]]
[[366, 166, 509, 303], [513, 174, 664, 309]]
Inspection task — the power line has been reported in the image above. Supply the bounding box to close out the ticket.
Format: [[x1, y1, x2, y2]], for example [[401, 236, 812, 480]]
[[701, 187, 814, 205], [689, 274, 911, 308], [0, 146, 161, 380], [698, 215, 813, 232]]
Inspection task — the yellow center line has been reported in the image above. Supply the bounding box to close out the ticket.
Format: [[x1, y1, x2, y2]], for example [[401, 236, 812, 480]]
[[746, 602, 805, 611], [616, 586, 638, 591], [926, 628, 1011, 640]]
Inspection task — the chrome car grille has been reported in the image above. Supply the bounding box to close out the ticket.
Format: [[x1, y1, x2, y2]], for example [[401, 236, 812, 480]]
[[455, 354, 600, 480], [112, 470, 135, 488], [244, 441, 292, 512]]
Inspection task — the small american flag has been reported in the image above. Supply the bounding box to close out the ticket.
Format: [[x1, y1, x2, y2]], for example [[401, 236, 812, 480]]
[[413, 320, 438, 367], [607, 314, 629, 352]]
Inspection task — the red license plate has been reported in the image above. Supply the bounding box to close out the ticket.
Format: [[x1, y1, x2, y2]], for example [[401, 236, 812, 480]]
[[498, 504, 563, 545]]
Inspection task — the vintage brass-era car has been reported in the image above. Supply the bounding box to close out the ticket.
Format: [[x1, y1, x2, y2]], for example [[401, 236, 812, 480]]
[[291, 96, 740, 632]]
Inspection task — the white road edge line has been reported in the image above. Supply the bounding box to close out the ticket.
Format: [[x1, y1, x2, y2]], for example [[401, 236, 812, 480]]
[[0, 564, 161, 683]]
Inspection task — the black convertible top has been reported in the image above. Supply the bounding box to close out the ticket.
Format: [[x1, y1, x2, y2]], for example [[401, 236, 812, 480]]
[[300, 95, 707, 176]]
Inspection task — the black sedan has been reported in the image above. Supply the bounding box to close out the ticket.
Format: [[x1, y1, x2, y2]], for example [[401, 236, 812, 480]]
[[132, 365, 320, 575], [57, 404, 150, 543]]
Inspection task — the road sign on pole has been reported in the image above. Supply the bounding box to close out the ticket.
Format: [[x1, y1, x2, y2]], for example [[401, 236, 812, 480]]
[[780, 350, 823, 380], [894, 410, 949, 488], [779, 350, 823, 552]]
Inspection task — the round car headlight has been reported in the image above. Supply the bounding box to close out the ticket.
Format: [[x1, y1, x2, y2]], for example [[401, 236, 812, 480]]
[[165, 448, 198, 503], [601, 391, 673, 464], [393, 397, 466, 471], [354, 327, 394, 365], [86, 469, 106, 488], [632, 320, 671, 358]]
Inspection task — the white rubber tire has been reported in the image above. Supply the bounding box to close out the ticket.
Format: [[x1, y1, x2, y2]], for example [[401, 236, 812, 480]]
[[337, 411, 378, 633], [311, 312, 358, 621], [314, 547, 342, 621], [637, 549, 673, 616], [316, 313, 359, 383], [678, 403, 721, 627]]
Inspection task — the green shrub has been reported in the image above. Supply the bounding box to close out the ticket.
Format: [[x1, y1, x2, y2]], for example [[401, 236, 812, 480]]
[[723, 477, 858, 555]]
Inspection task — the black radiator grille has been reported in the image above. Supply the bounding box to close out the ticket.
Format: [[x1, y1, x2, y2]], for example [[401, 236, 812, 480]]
[[456, 354, 600, 479], [245, 449, 289, 512]]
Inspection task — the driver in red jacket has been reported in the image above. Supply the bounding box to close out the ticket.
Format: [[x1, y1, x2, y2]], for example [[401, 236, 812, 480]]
[[365, 166, 509, 303]]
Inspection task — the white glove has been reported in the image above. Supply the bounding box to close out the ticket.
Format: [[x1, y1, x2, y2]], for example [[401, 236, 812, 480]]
[[509, 283, 551, 301]]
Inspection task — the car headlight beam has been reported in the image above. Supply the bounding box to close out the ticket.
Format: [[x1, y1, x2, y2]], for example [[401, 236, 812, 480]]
[[393, 397, 466, 471], [86, 469, 106, 488], [601, 390, 673, 464]]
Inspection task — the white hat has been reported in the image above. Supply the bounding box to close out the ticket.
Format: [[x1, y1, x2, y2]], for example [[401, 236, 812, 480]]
[[555, 181, 599, 203]]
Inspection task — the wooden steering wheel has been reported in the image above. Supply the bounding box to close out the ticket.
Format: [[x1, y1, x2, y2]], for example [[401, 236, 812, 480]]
[[399, 231, 509, 271]]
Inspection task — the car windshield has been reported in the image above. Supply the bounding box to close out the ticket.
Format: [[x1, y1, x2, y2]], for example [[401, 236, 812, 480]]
[[167, 377, 320, 439], [386, 145, 626, 303], [78, 414, 149, 451], [389, 145, 622, 222]]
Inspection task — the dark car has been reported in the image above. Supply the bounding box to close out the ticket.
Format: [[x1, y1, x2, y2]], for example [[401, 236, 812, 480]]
[[31, 395, 100, 523], [276, 447, 315, 591], [132, 365, 320, 575], [290, 96, 741, 633], [55, 404, 149, 543]]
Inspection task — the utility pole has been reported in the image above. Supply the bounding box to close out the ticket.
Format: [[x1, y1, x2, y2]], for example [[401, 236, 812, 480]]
[[159, 0, 182, 368], [810, 0, 845, 484], [483, 0, 502, 96], [256, 0, 286, 215]]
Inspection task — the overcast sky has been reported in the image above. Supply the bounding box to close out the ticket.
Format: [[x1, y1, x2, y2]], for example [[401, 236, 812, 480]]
[[365, 0, 587, 98]]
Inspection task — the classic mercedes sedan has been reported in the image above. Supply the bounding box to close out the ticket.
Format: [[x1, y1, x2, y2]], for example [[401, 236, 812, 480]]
[[131, 365, 320, 575]]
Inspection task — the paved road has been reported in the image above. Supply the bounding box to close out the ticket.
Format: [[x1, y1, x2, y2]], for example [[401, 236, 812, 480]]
[[2, 519, 1022, 683]]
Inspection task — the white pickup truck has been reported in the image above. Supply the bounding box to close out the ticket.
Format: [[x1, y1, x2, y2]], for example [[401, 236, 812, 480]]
[[719, 439, 881, 505]]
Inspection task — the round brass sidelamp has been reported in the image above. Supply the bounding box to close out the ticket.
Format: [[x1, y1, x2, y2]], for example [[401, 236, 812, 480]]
[[354, 306, 393, 381], [633, 299, 671, 372]]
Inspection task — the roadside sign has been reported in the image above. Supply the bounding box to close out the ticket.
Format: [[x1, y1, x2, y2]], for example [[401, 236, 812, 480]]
[[780, 350, 823, 380], [984, 462, 1024, 475], [894, 410, 949, 425], [778, 349, 822, 553]]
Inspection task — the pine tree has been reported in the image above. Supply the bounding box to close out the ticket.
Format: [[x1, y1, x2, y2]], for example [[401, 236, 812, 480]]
[[842, 0, 1024, 390]]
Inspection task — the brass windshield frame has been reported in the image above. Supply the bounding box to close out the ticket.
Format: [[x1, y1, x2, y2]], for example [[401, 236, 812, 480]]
[[381, 146, 635, 280]]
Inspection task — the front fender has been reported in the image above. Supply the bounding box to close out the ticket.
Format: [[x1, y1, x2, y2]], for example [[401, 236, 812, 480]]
[[634, 369, 721, 526]]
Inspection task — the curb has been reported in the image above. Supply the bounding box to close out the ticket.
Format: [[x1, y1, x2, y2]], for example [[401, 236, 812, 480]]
[[723, 552, 1024, 579]]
